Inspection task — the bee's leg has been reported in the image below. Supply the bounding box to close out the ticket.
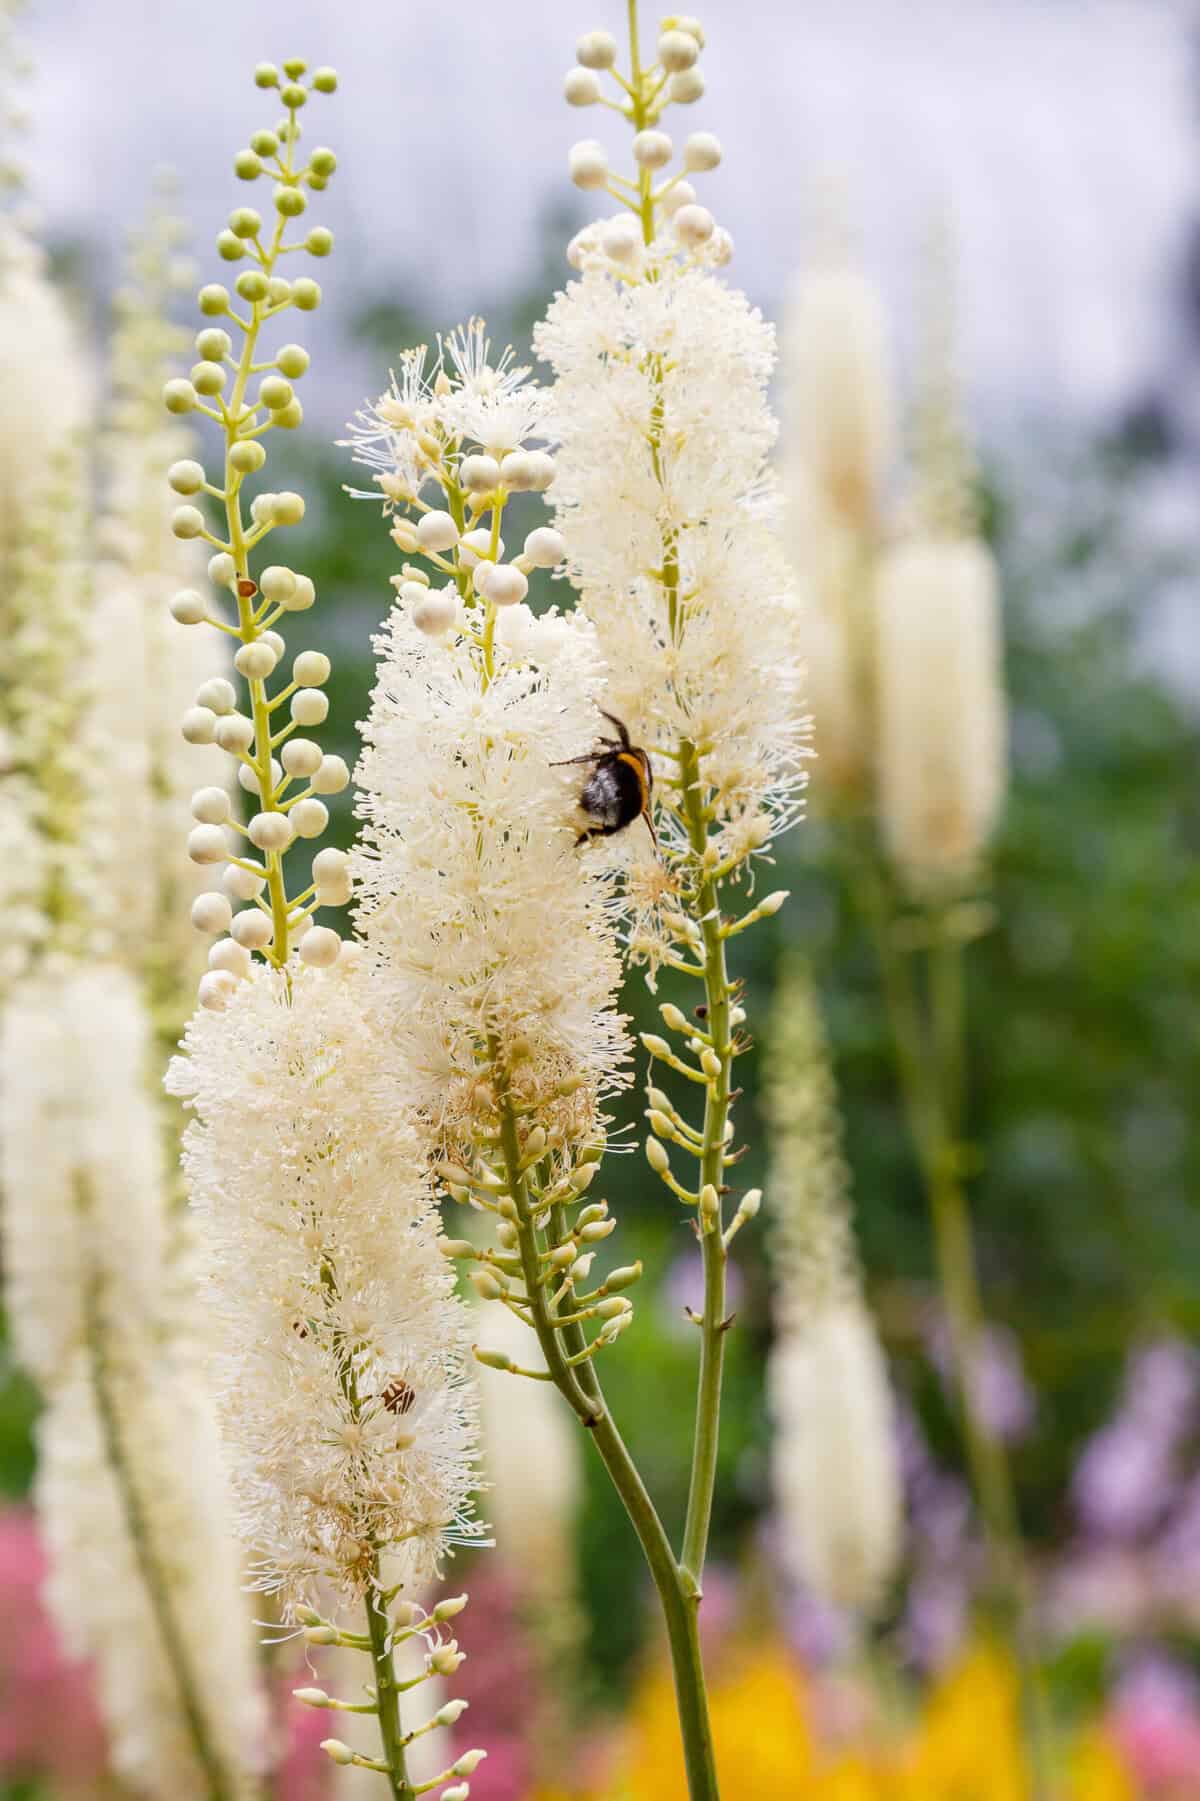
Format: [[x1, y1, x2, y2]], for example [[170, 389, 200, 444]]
[[642, 807, 659, 851], [552, 753, 603, 767], [575, 821, 624, 846]]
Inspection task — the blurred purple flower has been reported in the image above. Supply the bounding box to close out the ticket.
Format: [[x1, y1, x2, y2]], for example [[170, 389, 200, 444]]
[[923, 1308, 1035, 1444], [661, 1251, 744, 1339], [1072, 1339, 1198, 1541], [1043, 1545, 1154, 1641], [894, 1399, 976, 1670]]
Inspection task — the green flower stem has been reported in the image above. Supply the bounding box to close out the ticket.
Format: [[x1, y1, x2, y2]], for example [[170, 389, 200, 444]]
[[79, 1203, 240, 1801], [845, 839, 1053, 1796], [363, 1571, 416, 1801], [489, 1048, 721, 1801]]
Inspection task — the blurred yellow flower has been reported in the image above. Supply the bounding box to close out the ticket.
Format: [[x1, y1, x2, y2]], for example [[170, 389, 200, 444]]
[[581, 1640, 1135, 1801]]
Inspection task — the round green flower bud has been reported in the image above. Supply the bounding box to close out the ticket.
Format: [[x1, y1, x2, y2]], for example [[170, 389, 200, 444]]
[[229, 206, 262, 239], [171, 504, 206, 539], [281, 82, 307, 108], [272, 490, 305, 525], [162, 378, 197, 415], [273, 398, 304, 430], [274, 183, 306, 217], [260, 376, 293, 411], [292, 278, 321, 311], [276, 343, 310, 379], [254, 62, 279, 88], [305, 226, 332, 257], [307, 174, 328, 193], [266, 277, 292, 304], [230, 439, 267, 475], [191, 360, 226, 396], [234, 149, 262, 180], [195, 327, 232, 361], [312, 67, 337, 92], [235, 270, 270, 302], [167, 459, 205, 494], [216, 230, 244, 262], [274, 115, 298, 139], [250, 128, 279, 155], [282, 57, 307, 77], [309, 147, 337, 178], [198, 283, 230, 316]]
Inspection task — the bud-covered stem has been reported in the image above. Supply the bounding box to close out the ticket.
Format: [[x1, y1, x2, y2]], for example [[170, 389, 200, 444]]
[[675, 737, 733, 1589], [488, 1040, 721, 1800], [223, 130, 299, 959], [363, 1574, 416, 1801], [80, 1217, 240, 1801]]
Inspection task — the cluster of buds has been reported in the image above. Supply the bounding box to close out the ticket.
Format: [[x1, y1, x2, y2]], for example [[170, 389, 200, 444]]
[[562, 15, 731, 270], [641, 989, 763, 1250], [344, 319, 562, 643], [295, 1595, 486, 1796], [162, 58, 352, 1008], [437, 1105, 642, 1406]]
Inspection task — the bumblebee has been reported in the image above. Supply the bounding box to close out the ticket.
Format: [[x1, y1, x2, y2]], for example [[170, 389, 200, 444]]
[[556, 709, 657, 848]]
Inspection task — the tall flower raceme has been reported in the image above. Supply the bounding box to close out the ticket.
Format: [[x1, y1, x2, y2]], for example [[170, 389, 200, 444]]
[[161, 60, 353, 1002], [0, 172, 266, 1799], [92, 203, 234, 1032], [525, 12, 804, 1793], [0, 220, 93, 993], [164, 63, 487, 1801], [780, 240, 893, 805], [1, 964, 265, 1801], [781, 225, 1039, 1770], [764, 956, 901, 1620], [344, 315, 737, 1799]]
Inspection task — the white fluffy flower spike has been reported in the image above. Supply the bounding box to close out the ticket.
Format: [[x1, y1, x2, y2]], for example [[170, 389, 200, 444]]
[[764, 957, 902, 1617]]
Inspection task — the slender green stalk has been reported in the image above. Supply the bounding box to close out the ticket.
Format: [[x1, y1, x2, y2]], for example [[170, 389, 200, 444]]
[[844, 838, 1053, 1795], [81, 1251, 237, 1801], [363, 1574, 415, 1801]]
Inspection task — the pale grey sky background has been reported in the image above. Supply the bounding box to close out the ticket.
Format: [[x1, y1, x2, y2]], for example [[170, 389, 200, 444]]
[[17, 0, 1199, 435]]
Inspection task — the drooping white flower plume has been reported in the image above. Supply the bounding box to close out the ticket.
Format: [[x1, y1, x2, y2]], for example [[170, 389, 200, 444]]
[[1, 962, 264, 1799], [765, 956, 902, 1616], [875, 534, 1007, 893], [780, 245, 894, 804], [167, 958, 484, 1609]]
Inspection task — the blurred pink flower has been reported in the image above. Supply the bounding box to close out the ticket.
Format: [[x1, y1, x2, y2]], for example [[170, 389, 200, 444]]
[[1110, 1655, 1200, 1793], [0, 1506, 109, 1790]]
